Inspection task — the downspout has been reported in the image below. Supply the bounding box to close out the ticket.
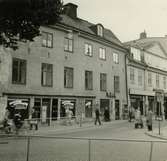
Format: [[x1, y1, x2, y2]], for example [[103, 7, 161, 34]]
[[125, 50, 129, 108]]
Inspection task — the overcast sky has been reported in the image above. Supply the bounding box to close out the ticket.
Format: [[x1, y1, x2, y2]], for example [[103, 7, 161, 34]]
[[63, 0, 167, 42]]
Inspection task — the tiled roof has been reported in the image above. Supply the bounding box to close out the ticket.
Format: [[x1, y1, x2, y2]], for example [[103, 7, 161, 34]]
[[58, 14, 123, 47]]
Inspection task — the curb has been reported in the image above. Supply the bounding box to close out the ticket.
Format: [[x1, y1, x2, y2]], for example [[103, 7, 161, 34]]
[[145, 132, 167, 140]]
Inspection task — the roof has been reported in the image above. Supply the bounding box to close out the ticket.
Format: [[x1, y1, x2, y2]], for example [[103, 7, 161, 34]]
[[57, 14, 123, 47], [124, 37, 167, 55]]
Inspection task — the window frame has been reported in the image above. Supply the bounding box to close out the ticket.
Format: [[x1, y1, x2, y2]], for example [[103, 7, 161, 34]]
[[64, 67, 74, 88], [42, 31, 53, 48], [85, 43, 93, 57], [130, 68, 135, 84], [85, 70, 93, 90], [113, 53, 119, 64], [138, 70, 143, 86], [131, 47, 141, 61], [97, 25, 103, 37], [12, 58, 27, 85], [64, 37, 73, 53], [148, 72, 152, 87], [156, 74, 160, 88], [99, 47, 106, 60], [100, 73, 107, 91], [114, 75, 120, 93], [41, 63, 53, 87]]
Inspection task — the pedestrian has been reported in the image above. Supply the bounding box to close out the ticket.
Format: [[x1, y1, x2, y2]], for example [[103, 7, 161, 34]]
[[13, 112, 22, 134], [65, 108, 73, 125], [68, 109, 73, 125], [95, 107, 101, 125], [104, 107, 110, 121], [2, 107, 12, 133], [129, 106, 133, 122], [134, 108, 143, 128], [146, 108, 153, 131], [30, 108, 38, 130]]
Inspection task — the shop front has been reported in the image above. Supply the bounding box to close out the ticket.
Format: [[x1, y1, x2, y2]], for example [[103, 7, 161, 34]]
[[7, 97, 30, 120], [60, 99, 76, 118], [130, 95, 144, 115]]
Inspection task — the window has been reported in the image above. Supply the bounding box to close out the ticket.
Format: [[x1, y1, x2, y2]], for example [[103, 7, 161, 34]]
[[156, 74, 159, 88], [131, 47, 141, 61], [130, 68, 135, 84], [97, 25, 103, 37], [113, 53, 119, 64], [114, 76, 120, 93], [99, 48, 106, 60], [163, 76, 166, 89], [64, 38, 73, 52], [100, 73, 107, 91], [138, 70, 142, 86], [148, 72, 152, 86], [42, 32, 53, 48], [85, 71, 93, 90], [12, 58, 26, 84], [41, 63, 53, 86], [85, 43, 92, 56], [64, 67, 73, 88]]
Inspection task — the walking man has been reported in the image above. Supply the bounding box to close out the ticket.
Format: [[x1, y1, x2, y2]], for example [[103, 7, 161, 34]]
[[30, 108, 38, 130], [146, 108, 153, 131], [95, 107, 101, 125]]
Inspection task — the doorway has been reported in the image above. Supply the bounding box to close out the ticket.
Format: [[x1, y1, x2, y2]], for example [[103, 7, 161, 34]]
[[52, 99, 58, 120], [100, 99, 110, 114], [115, 100, 120, 120]]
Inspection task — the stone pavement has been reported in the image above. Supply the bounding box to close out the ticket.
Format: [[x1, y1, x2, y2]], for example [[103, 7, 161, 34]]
[[22, 119, 127, 136]]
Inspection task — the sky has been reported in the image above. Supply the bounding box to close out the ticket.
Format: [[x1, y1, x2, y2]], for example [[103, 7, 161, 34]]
[[63, 0, 167, 42]]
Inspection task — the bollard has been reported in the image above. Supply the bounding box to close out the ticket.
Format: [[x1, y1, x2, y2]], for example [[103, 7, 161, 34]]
[[149, 142, 153, 161], [88, 139, 91, 161], [26, 136, 30, 161]]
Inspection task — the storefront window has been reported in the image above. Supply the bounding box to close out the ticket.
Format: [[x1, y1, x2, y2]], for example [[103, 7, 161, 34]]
[[85, 100, 93, 118], [61, 100, 76, 118]]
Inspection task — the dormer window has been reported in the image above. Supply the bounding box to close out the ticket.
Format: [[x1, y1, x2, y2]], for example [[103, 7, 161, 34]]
[[97, 24, 103, 37], [131, 47, 141, 61]]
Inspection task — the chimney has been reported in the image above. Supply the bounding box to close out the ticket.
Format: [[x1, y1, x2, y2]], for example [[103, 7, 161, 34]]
[[63, 3, 78, 19], [140, 31, 147, 39]]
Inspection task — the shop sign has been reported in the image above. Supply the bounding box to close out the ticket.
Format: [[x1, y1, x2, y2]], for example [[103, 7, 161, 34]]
[[9, 100, 28, 109]]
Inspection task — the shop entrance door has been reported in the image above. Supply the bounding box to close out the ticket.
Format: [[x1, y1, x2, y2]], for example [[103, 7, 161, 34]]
[[52, 99, 58, 120], [42, 98, 51, 125], [115, 100, 120, 120], [139, 100, 143, 115], [100, 99, 110, 114]]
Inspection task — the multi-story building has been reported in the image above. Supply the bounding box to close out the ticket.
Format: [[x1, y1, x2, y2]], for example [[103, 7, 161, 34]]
[[125, 31, 167, 119], [0, 3, 128, 122]]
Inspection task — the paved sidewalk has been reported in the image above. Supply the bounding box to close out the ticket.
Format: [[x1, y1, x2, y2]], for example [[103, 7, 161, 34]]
[[145, 121, 167, 140], [24, 120, 127, 136]]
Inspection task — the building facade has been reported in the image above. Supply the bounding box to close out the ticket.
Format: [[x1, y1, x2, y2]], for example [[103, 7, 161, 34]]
[[0, 3, 128, 123], [125, 32, 167, 119]]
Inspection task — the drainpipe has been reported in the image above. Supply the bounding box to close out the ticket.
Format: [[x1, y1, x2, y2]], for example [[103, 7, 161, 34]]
[[125, 51, 129, 108]]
